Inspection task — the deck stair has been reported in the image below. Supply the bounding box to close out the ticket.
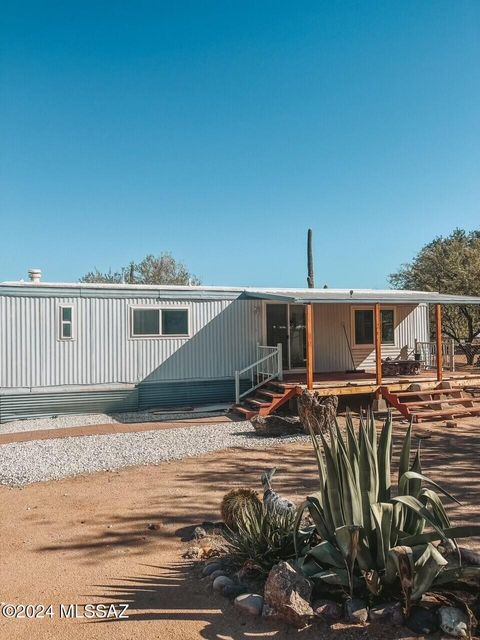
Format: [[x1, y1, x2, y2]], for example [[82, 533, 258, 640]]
[[232, 381, 298, 420], [380, 382, 480, 423]]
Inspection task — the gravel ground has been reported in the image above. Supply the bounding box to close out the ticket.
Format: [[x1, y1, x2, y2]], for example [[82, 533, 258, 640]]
[[0, 421, 308, 486], [0, 407, 232, 434]]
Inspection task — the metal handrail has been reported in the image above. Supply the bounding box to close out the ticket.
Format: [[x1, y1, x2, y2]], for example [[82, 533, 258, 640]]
[[234, 343, 283, 404]]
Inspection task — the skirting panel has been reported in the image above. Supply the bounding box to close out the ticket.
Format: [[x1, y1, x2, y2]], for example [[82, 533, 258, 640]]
[[0, 388, 139, 423], [0, 378, 248, 422], [138, 378, 250, 410]]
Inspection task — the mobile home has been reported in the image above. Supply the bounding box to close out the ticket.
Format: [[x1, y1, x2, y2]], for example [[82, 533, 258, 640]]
[[1, 273, 480, 423]]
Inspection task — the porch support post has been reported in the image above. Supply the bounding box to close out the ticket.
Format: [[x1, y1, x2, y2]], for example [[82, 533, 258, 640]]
[[305, 303, 314, 390], [374, 302, 382, 385], [435, 303, 443, 382]]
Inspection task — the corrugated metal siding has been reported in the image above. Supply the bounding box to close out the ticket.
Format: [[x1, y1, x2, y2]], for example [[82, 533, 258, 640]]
[[138, 378, 250, 409], [0, 295, 263, 388], [314, 304, 429, 372], [0, 379, 247, 422], [0, 388, 139, 423]]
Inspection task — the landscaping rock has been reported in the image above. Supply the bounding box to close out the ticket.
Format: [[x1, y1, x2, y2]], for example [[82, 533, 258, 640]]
[[202, 562, 222, 577], [369, 602, 404, 625], [213, 575, 234, 592], [234, 593, 264, 616], [345, 598, 368, 624], [262, 560, 313, 627], [251, 415, 303, 437], [222, 584, 248, 600], [438, 606, 469, 637], [312, 599, 343, 621], [208, 569, 226, 581], [193, 526, 207, 539], [406, 606, 439, 635]]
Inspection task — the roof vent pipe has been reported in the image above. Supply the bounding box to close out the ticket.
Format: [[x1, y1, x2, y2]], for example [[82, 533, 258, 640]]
[[28, 268, 42, 283]]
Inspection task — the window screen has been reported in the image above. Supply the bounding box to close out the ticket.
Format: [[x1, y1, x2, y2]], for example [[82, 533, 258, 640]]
[[132, 308, 160, 336], [59, 306, 74, 340], [354, 309, 395, 345], [354, 310, 374, 345], [162, 309, 189, 336]]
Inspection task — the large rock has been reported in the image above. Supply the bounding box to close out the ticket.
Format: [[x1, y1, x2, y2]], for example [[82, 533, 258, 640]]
[[234, 593, 264, 616], [369, 602, 404, 625], [213, 575, 233, 592], [405, 606, 439, 635], [297, 391, 338, 434], [262, 561, 313, 627], [251, 414, 303, 437], [438, 606, 469, 638], [312, 599, 343, 621]]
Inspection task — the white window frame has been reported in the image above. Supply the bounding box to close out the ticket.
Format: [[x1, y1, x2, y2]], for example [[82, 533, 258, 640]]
[[351, 306, 395, 347], [129, 305, 191, 339], [58, 304, 75, 341]]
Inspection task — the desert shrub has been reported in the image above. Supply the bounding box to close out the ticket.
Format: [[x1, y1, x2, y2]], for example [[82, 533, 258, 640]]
[[223, 500, 308, 575], [294, 411, 480, 610]]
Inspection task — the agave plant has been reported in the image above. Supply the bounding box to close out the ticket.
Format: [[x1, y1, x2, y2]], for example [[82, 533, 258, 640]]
[[223, 499, 309, 575], [294, 411, 480, 609]]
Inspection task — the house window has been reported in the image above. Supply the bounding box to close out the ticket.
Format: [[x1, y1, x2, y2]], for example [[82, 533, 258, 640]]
[[353, 308, 395, 346], [131, 307, 189, 337], [162, 309, 189, 336], [132, 308, 161, 336], [59, 306, 74, 340]]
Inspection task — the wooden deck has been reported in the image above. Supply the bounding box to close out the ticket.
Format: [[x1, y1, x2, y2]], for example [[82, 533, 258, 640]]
[[275, 370, 480, 397]]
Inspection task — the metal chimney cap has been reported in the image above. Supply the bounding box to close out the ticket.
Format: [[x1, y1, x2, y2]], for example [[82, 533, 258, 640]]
[[28, 268, 42, 283]]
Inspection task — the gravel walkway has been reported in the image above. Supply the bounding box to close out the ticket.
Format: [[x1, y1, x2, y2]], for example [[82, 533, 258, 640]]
[[0, 421, 308, 486], [0, 407, 232, 434]]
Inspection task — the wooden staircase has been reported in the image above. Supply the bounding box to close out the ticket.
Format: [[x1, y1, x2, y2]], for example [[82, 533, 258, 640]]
[[381, 382, 480, 423], [232, 381, 298, 420]]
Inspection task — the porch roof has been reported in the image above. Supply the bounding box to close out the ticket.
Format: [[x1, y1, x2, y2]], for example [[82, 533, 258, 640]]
[[242, 288, 480, 305]]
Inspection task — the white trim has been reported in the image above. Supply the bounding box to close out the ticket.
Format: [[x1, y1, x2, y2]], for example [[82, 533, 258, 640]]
[[351, 306, 396, 348], [58, 304, 75, 341], [129, 305, 191, 339]]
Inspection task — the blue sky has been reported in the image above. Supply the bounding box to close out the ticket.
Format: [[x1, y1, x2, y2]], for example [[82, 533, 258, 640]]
[[1, 1, 479, 287]]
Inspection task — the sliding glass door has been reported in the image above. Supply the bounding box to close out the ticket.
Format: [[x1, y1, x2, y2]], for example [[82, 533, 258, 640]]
[[266, 303, 306, 370]]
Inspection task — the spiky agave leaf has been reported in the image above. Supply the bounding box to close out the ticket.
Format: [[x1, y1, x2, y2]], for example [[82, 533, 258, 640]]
[[411, 543, 448, 600], [388, 546, 414, 614]]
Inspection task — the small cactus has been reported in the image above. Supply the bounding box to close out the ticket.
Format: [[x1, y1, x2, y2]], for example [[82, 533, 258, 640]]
[[221, 488, 262, 530]]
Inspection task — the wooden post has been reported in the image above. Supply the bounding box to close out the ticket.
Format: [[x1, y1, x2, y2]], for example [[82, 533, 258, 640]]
[[435, 304, 443, 382], [306, 303, 314, 390], [374, 303, 382, 385]]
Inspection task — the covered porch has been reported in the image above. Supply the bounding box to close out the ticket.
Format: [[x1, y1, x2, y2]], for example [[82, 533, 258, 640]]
[[234, 287, 480, 419]]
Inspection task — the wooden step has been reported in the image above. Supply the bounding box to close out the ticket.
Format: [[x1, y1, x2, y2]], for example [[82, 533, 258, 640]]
[[246, 398, 272, 408], [232, 405, 256, 419], [257, 390, 284, 399], [402, 398, 475, 408], [414, 405, 480, 422], [393, 388, 463, 398]]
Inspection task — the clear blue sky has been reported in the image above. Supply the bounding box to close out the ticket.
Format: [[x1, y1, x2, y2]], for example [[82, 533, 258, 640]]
[[1, 1, 479, 288]]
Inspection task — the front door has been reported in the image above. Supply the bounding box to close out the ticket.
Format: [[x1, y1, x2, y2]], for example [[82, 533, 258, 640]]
[[266, 303, 306, 370]]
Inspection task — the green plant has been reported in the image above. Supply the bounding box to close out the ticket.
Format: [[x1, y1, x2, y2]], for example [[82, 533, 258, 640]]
[[224, 499, 308, 575], [294, 411, 480, 608], [221, 487, 262, 531]]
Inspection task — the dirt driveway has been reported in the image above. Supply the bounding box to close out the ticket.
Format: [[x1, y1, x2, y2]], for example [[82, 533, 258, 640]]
[[0, 420, 479, 640]]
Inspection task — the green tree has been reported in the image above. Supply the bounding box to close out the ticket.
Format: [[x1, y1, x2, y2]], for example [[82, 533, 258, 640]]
[[389, 229, 480, 365], [80, 252, 201, 286]]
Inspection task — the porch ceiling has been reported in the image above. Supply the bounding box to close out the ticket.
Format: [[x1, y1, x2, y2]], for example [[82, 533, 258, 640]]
[[243, 288, 480, 305]]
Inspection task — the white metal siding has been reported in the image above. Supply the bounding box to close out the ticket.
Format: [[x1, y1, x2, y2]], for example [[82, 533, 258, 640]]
[[313, 303, 429, 372], [0, 296, 263, 388]]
